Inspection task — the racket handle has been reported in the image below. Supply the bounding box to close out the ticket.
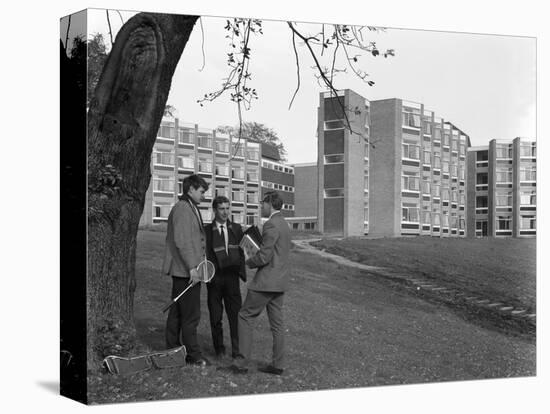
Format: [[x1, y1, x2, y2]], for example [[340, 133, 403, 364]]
[[162, 300, 175, 313]]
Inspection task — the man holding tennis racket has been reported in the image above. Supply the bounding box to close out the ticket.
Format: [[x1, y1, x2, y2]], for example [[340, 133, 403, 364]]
[[228, 190, 291, 375], [162, 174, 210, 367]]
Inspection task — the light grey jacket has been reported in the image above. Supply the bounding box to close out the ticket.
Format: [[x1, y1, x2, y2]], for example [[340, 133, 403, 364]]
[[162, 197, 206, 278], [246, 212, 291, 292]]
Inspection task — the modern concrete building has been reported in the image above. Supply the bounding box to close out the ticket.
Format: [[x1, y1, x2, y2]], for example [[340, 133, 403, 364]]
[[139, 118, 294, 227], [466, 138, 536, 237], [313, 89, 470, 237], [369, 98, 470, 238]]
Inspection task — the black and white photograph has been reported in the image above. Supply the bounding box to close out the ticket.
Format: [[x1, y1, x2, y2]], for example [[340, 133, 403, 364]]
[[4, 0, 548, 413]]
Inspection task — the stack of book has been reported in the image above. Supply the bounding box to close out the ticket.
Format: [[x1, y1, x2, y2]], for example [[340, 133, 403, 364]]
[[240, 225, 263, 259]]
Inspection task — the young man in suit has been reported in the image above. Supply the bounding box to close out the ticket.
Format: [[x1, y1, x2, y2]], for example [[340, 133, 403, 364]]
[[228, 191, 291, 375], [204, 196, 246, 359], [163, 174, 210, 366]]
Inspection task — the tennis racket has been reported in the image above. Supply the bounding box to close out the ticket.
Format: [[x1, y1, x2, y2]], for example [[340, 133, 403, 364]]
[[162, 255, 215, 313]]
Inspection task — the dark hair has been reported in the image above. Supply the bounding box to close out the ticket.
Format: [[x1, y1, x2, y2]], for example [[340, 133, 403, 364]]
[[180, 174, 209, 199], [262, 191, 283, 210], [212, 195, 230, 210]]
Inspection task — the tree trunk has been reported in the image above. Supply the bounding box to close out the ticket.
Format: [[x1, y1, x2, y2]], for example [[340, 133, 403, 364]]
[[86, 12, 198, 366]]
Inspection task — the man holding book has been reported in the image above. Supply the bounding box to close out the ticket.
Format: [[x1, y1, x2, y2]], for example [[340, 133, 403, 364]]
[[204, 196, 247, 359], [229, 191, 291, 376]]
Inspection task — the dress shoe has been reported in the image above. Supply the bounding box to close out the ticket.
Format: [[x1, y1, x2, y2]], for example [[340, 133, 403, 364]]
[[186, 356, 210, 367], [258, 364, 283, 375]]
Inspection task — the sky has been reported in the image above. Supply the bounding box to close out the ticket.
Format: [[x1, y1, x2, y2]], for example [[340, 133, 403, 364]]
[[64, 8, 536, 165]]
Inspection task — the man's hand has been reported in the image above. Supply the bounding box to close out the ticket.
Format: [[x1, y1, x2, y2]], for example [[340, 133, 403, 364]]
[[190, 268, 200, 284]]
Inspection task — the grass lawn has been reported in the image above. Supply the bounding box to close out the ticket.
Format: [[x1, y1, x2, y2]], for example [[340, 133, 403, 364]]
[[87, 231, 536, 404], [311, 236, 536, 313]]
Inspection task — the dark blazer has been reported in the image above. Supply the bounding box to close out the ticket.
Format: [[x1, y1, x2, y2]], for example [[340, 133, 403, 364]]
[[205, 220, 246, 281], [246, 211, 291, 292], [162, 196, 206, 278]]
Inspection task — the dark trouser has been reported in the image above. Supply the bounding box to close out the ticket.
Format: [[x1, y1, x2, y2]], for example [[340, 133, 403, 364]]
[[207, 271, 242, 357], [237, 290, 285, 369], [165, 276, 202, 360]]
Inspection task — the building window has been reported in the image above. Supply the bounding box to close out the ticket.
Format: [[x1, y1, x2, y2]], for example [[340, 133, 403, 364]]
[[441, 213, 449, 227], [216, 140, 229, 153], [402, 203, 419, 223], [292, 223, 299, 230], [215, 185, 230, 198], [402, 173, 420, 191], [154, 203, 173, 218], [215, 164, 229, 176], [178, 127, 195, 144], [246, 148, 259, 160], [232, 190, 245, 202], [433, 154, 441, 169], [231, 144, 245, 158], [520, 165, 536, 182], [158, 125, 176, 139], [402, 111, 421, 128], [324, 154, 345, 164], [198, 134, 213, 149], [247, 191, 259, 204], [496, 144, 512, 159], [153, 175, 174, 193], [154, 151, 175, 166], [246, 214, 257, 226], [422, 179, 431, 195], [246, 169, 259, 182], [422, 210, 431, 225], [520, 143, 536, 158], [422, 151, 431, 164], [423, 120, 432, 135], [432, 184, 441, 198], [324, 120, 345, 130], [402, 143, 420, 160], [232, 212, 244, 224], [476, 172, 488, 185], [232, 168, 245, 180], [305, 222, 316, 230], [178, 155, 194, 170], [496, 216, 512, 230], [198, 159, 212, 173], [520, 215, 536, 230], [324, 188, 344, 198], [520, 190, 536, 206], [432, 213, 440, 226], [441, 187, 450, 201], [495, 191, 512, 207], [496, 167, 513, 183]]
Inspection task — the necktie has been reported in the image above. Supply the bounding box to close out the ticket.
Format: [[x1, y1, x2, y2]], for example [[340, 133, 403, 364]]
[[220, 225, 227, 253]]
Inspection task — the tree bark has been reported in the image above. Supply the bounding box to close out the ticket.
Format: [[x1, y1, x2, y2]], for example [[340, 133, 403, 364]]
[[86, 12, 198, 366]]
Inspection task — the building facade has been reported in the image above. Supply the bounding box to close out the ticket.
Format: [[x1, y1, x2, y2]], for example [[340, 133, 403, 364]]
[[139, 118, 294, 227], [466, 138, 536, 237], [369, 98, 470, 238], [314, 89, 470, 237]]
